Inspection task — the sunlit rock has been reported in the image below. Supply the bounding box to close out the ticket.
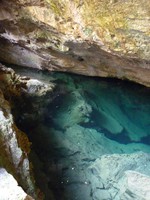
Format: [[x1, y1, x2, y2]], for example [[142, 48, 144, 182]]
[[0, 168, 33, 200], [0, 0, 150, 86], [0, 64, 40, 199]]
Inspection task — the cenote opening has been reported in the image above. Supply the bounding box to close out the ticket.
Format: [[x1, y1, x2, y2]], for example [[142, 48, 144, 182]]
[[11, 66, 150, 200]]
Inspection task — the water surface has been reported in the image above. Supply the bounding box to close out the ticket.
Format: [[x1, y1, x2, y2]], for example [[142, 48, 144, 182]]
[[12, 67, 150, 200]]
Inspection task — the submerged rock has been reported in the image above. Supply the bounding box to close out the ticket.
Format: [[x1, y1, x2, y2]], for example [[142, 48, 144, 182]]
[[26, 79, 54, 96], [93, 108, 123, 135], [52, 90, 92, 130], [116, 171, 150, 200], [88, 152, 150, 200], [4, 66, 150, 199]]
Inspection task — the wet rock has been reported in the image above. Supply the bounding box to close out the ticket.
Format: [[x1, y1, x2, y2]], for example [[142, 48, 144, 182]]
[[15, 77, 56, 130], [88, 152, 150, 200], [26, 79, 54, 96], [92, 189, 111, 200], [115, 171, 150, 200], [82, 80, 150, 141], [93, 108, 123, 135], [5, 66, 150, 199], [52, 90, 92, 129]]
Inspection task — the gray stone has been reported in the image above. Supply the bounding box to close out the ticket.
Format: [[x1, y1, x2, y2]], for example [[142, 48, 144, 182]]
[[26, 79, 54, 96], [87, 152, 150, 200], [0, 168, 27, 200], [115, 171, 150, 200], [0, 0, 150, 87]]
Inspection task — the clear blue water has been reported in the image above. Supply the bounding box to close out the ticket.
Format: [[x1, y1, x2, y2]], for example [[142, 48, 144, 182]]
[[12, 67, 150, 200]]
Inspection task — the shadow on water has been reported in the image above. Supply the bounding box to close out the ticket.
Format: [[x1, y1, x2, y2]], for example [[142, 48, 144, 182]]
[[11, 66, 150, 200], [12, 88, 69, 199]]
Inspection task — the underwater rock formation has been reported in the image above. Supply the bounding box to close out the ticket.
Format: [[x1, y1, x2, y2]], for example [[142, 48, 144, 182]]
[[52, 90, 92, 130], [0, 0, 150, 86], [88, 152, 150, 200], [0, 0, 150, 197], [9, 67, 150, 200]]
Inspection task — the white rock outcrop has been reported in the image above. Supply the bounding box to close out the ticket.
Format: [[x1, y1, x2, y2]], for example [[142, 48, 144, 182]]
[[0, 168, 31, 200]]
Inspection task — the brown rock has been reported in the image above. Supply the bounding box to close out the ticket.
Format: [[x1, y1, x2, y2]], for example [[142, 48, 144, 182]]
[[0, 0, 150, 86]]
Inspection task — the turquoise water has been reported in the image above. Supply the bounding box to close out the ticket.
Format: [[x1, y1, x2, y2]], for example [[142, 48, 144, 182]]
[[12, 68, 150, 200]]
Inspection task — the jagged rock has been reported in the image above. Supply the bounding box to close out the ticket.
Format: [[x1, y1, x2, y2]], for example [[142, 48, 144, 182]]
[[115, 171, 150, 200], [52, 90, 92, 129], [0, 64, 40, 199], [0, 168, 33, 200], [0, 0, 150, 86], [88, 152, 150, 200], [7, 66, 150, 199], [26, 79, 54, 96]]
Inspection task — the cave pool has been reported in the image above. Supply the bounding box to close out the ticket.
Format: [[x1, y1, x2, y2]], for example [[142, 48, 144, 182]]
[[12, 66, 150, 200]]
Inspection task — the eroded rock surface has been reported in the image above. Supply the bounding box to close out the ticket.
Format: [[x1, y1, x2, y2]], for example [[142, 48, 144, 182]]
[[0, 0, 150, 86], [0, 168, 33, 200], [88, 153, 150, 200], [0, 64, 41, 199], [11, 67, 150, 200], [116, 171, 150, 200]]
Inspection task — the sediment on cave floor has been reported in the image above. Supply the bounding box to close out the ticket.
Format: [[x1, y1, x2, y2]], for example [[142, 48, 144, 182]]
[[11, 66, 150, 200]]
